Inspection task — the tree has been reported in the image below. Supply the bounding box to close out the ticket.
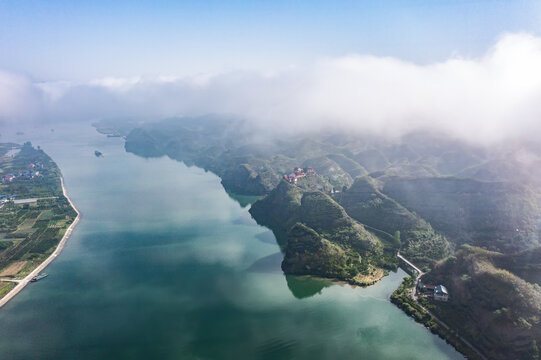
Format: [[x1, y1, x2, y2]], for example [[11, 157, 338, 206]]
[[393, 230, 401, 248], [529, 340, 539, 360]]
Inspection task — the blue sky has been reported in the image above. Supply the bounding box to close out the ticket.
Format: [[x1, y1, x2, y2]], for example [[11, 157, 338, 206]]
[[1, 0, 540, 80]]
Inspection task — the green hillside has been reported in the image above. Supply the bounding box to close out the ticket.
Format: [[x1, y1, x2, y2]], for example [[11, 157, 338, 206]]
[[249, 180, 388, 285], [120, 117, 541, 359], [423, 245, 541, 360], [339, 176, 451, 267], [382, 177, 541, 253]]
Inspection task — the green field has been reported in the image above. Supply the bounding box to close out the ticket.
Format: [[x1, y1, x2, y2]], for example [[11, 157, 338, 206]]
[[0, 281, 15, 298], [0, 142, 76, 280]]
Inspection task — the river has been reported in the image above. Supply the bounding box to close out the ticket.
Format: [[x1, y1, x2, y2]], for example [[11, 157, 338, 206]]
[[0, 123, 463, 359]]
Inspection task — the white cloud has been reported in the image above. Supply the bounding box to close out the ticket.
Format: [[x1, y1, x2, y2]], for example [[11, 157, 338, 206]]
[[2, 33, 541, 144], [0, 70, 43, 122]]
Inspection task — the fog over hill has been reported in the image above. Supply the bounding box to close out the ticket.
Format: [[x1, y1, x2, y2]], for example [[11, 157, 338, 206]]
[[2, 33, 541, 146]]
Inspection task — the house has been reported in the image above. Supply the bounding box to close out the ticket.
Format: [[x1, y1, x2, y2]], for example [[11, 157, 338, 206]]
[[2, 174, 15, 183], [417, 281, 435, 292], [284, 167, 309, 183], [306, 167, 315, 175], [434, 285, 449, 302], [288, 173, 297, 183]]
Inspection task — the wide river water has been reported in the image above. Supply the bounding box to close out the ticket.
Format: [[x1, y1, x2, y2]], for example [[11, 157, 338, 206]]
[[0, 123, 463, 359]]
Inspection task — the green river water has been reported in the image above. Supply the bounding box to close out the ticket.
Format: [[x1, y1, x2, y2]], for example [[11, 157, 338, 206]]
[[0, 124, 463, 359]]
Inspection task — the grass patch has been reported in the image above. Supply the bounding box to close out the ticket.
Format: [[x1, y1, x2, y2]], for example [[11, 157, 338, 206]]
[[0, 281, 15, 299]]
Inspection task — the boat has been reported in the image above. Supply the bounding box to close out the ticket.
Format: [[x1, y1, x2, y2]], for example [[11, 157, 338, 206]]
[[30, 273, 48, 282], [94, 150, 103, 157]]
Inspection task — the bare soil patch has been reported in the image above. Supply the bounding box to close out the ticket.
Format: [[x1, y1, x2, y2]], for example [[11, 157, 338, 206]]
[[0, 261, 27, 276]]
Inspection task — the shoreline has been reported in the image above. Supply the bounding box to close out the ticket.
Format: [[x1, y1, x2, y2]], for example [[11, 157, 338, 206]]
[[0, 177, 80, 309], [394, 257, 487, 360]]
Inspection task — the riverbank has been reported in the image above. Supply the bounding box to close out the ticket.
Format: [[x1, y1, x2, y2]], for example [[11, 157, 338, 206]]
[[393, 255, 488, 360], [0, 177, 80, 309]]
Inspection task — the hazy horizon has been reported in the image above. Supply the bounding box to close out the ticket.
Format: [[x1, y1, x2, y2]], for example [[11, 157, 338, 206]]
[[2, 1, 541, 144]]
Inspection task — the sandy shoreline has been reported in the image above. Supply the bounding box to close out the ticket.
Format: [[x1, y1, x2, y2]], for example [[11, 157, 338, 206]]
[[0, 177, 80, 309]]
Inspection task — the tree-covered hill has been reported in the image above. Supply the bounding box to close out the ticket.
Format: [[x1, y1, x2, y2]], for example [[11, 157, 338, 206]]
[[116, 116, 541, 359], [338, 176, 451, 268], [423, 245, 541, 360], [381, 177, 541, 253], [249, 180, 388, 285]]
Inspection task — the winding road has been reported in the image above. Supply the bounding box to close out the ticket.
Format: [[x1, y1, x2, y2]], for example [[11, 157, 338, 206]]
[[397, 251, 487, 360]]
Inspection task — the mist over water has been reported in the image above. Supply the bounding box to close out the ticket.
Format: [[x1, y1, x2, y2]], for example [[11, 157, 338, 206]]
[[3, 33, 541, 145], [0, 124, 462, 359]]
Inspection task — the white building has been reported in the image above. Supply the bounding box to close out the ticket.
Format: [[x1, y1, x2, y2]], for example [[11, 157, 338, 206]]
[[434, 285, 449, 302]]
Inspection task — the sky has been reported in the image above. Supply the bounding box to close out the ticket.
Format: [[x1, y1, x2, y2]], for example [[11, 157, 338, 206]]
[[1, 0, 540, 81], [1, 1, 541, 144]]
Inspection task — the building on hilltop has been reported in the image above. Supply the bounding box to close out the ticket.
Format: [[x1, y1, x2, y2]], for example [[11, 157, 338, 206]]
[[283, 167, 316, 183], [284, 167, 313, 183]]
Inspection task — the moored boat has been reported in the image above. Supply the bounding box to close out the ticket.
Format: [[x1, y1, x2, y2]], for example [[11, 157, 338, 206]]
[[30, 273, 48, 282]]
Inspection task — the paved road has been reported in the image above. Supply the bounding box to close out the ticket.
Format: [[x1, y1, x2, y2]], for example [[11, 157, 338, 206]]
[[397, 252, 487, 360], [0, 278, 21, 283], [397, 252, 423, 275], [397, 251, 424, 300]]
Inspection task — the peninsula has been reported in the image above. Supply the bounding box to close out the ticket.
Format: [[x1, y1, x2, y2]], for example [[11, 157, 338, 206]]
[[0, 142, 79, 307]]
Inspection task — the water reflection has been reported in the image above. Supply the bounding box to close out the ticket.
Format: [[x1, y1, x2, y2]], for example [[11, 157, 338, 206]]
[[285, 275, 333, 299], [247, 252, 284, 273], [226, 192, 262, 208], [0, 123, 463, 360]]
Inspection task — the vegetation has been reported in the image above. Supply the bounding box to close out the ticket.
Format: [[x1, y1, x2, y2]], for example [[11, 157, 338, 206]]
[[117, 116, 541, 359], [390, 275, 427, 322], [338, 176, 451, 268], [0, 281, 15, 299], [390, 275, 483, 360], [0, 143, 77, 285], [301, 155, 353, 189], [382, 177, 540, 253], [282, 223, 372, 285], [422, 245, 541, 360], [250, 180, 387, 285], [92, 118, 138, 137]]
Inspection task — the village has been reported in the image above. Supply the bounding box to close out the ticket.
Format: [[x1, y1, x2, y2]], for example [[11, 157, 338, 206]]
[[283, 166, 316, 183], [1, 162, 42, 184], [0, 162, 45, 209]]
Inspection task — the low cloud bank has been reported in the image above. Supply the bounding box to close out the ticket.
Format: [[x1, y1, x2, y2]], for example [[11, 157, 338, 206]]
[[2, 33, 541, 144]]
